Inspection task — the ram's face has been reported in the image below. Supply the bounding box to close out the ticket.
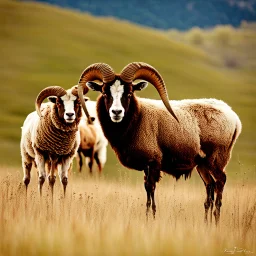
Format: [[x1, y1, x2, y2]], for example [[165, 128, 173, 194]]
[[87, 79, 133, 123], [49, 90, 81, 123], [103, 80, 131, 123], [86, 79, 148, 123]]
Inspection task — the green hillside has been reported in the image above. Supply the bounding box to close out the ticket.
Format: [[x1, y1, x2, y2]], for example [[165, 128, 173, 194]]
[[0, 0, 255, 178]]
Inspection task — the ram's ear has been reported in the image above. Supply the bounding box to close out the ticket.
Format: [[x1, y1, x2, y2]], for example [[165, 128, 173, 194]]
[[87, 116, 95, 124], [86, 81, 102, 92], [48, 96, 57, 103], [84, 96, 90, 102], [133, 81, 148, 91]]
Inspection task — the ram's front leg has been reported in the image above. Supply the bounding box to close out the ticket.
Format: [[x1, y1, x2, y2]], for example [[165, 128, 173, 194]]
[[35, 152, 46, 196], [48, 156, 58, 199], [58, 158, 71, 196], [144, 166, 160, 218]]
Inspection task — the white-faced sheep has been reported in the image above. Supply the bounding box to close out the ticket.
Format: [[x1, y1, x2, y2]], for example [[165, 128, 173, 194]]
[[77, 62, 242, 224], [20, 85, 87, 196], [77, 99, 108, 173]]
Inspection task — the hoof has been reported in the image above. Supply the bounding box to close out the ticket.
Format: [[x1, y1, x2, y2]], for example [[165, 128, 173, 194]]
[[23, 177, 30, 187], [152, 205, 156, 213], [48, 175, 56, 186], [62, 177, 68, 197], [213, 210, 220, 225], [39, 176, 45, 185], [62, 177, 68, 186], [38, 176, 45, 196]]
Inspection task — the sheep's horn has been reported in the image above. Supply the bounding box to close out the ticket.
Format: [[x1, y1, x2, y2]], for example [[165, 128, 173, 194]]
[[35, 86, 66, 117], [120, 62, 179, 122], [78, 63, 115, 124], [71, 85, 88, 97]]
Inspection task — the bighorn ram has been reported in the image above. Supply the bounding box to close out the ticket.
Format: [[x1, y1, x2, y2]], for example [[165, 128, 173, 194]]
[[77, 62, 242, 224], [20, 85, 87, 196]]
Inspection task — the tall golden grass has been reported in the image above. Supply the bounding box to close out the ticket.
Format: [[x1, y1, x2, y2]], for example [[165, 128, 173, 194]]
[[0, 167, 255, 256]]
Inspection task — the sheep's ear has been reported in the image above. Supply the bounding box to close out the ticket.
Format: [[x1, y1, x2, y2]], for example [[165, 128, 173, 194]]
[[84, 96, 89, 102], [86, 81, 102, 92], [87, 116, 95, 123], [48, 96, 57, 103], [133, 81, 148, 91]]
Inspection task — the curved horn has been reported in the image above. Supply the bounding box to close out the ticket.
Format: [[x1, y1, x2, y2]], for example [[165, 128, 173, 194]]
[[35, 86, 66, 117], [78, 63, 115, 124], [79, 63, 115, 87], [71, 85, 88, 97], [120, 62, 179, 122]]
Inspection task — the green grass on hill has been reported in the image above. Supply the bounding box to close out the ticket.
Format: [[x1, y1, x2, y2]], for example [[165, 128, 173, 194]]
[[0, 0, 255, 179]]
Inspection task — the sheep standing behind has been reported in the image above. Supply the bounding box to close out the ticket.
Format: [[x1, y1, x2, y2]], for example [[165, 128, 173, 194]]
[[77, 116, 96, 173], [76, 99, 108, 173], [20, 85, 87, 196], [77, 62, 242, 225]]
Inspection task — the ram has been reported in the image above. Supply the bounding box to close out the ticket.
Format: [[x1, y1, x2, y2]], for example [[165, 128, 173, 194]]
[[77, 99, 108, 174], [20, 85, 87, 196], [78, 62, 242, 224]]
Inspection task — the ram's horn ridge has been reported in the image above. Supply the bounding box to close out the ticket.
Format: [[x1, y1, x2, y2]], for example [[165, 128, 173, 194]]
[[120, 62, 179, 122], [78, 63, 115, 123], [35, 86, 66, 117]]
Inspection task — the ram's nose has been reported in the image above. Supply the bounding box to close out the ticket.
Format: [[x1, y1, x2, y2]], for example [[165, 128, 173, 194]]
[[112, 110, 122, 115], [65, 112, 75, 123], [66, 113, 74, 118]]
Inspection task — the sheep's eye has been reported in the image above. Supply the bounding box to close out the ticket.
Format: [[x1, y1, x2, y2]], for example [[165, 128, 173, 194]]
[[102, 93, 107, 98]]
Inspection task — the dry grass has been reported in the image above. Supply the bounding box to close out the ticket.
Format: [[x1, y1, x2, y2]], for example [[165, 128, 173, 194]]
[[0, 167, 255, 256]]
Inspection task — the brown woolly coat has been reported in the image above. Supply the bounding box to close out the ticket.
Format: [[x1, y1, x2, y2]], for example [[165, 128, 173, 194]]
[[21, 103, 82, 160], [97, 96, 241, 179]]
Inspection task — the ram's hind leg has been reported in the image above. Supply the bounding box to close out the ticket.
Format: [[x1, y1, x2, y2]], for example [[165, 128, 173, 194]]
[[21, 153, 33, 194], [85, 148, 94, 175], [94, 146, 107, 174], [197, 164, 215, 224], [211, 170, 226, 225], [207, 151, 228, 225], [144, 166, 161, 218], [76, 151, 83, 172], [94, 152, 102, 173]]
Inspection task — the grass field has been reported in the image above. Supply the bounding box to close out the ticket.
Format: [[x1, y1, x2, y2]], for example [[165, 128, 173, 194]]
[[0, 1, 255, 254], [0, 0, 255, 176], [0, 167, 255, 256]]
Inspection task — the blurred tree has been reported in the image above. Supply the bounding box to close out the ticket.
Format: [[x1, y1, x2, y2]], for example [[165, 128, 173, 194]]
[[28, 0, 256, 30]]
